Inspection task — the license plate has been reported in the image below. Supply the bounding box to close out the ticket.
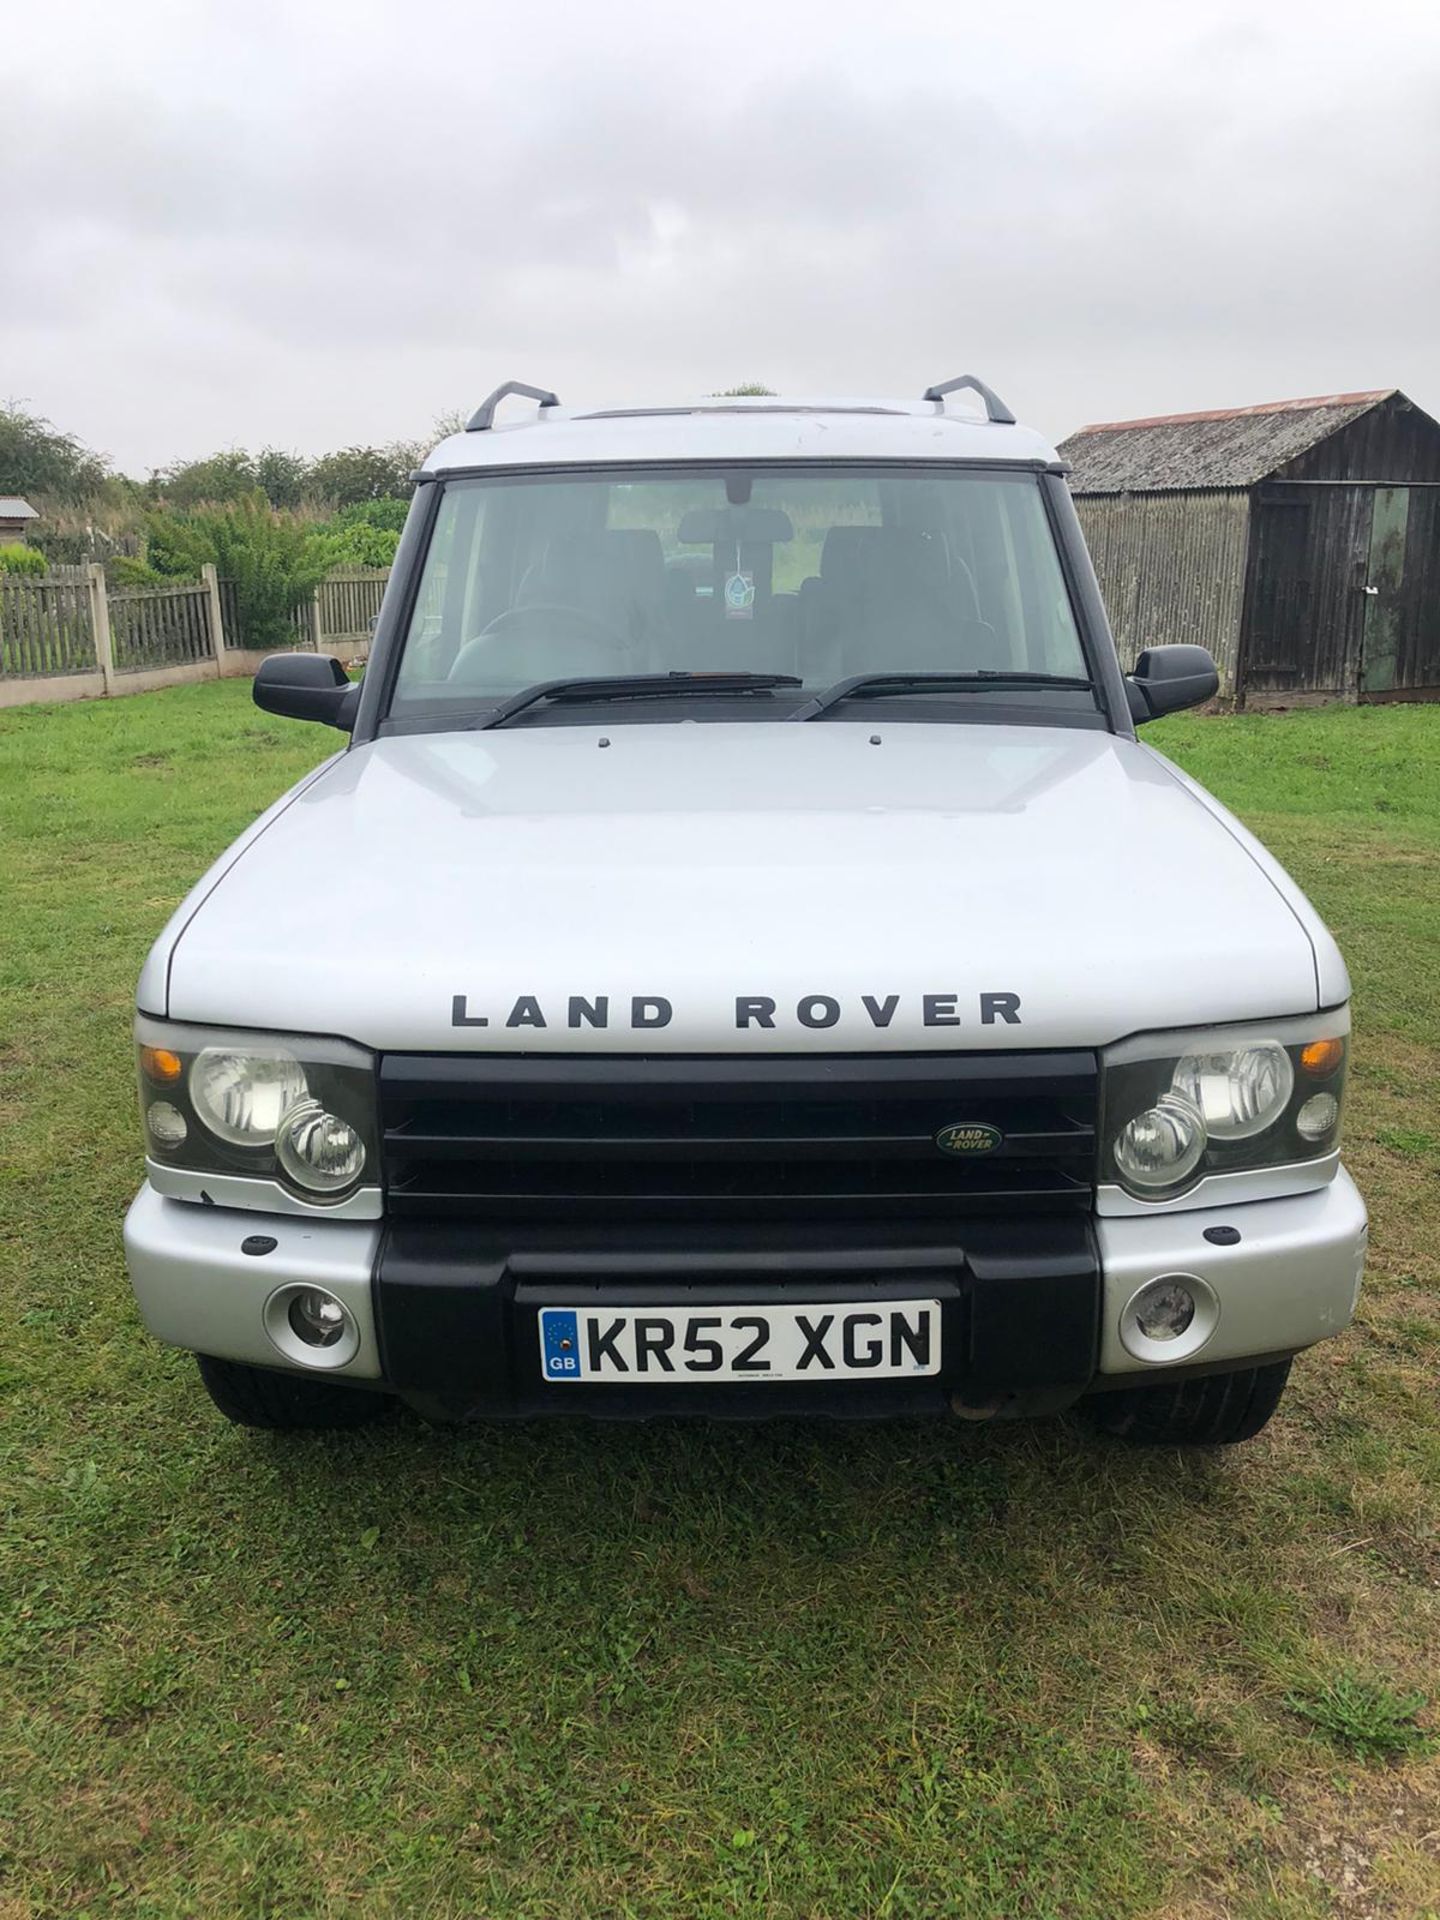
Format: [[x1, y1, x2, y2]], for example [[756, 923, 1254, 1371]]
[[538, 1300, 941, 1383]]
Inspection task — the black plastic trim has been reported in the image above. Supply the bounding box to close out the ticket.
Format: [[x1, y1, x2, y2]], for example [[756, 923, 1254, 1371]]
[[922, 373, 1017, 425], [1042, 471, 1136, 738], [372, 1215, 1101, 1419], [466, 381, 560, 432], [351, 478, 443, 746], [378, 1049, 1099, 1223], [399, 455, 1059, 486]]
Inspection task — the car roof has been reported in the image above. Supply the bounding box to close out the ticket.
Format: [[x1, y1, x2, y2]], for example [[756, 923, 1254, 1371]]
[[423, 394, 1061, 474]]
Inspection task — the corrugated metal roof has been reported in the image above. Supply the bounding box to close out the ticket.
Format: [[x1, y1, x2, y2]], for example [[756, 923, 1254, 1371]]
[[0, 497, 38, 519], [1059, 391, 1395, 493]]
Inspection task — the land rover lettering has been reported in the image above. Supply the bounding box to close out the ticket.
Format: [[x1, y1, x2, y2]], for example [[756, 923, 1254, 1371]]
[[451, 991, 1026, 1032]]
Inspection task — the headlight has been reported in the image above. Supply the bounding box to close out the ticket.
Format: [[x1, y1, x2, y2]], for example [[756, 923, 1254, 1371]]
[[1171, 1041, 1293, 1141], [136, 1018, 378, 1207], [190, 1049, 309, 1147], [1113, 1090, 1206, 1192], [276, 1098, 367, 1193], [1102, 1013, 1348, 1203]]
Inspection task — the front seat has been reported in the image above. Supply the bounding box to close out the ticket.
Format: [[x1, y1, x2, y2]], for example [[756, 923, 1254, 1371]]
[[450, 529, 666, 685], [802, 526, 1004, 679]]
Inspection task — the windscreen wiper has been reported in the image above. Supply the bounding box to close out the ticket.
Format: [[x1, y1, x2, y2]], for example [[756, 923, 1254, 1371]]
[[789, 670, 1093, 721], [474, 671, 803, 730]]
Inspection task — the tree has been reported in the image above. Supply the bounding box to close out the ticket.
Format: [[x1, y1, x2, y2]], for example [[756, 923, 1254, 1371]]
[[0, 403, 109, 501], [306, 444, 416, 507], [255, 448, 309, 510], [712, 384, 777, 397], [146, 492, 334, 649], [161, 448, 259, 508]]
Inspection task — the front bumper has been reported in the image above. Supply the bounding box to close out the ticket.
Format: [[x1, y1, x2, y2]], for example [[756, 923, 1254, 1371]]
[[123, 1169, 1368, 1419]]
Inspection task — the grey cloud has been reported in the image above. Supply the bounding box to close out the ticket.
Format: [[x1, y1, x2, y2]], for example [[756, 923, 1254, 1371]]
[[2, 0, 1437, 469]]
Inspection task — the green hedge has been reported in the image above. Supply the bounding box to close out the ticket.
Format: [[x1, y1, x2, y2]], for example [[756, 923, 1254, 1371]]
[[0, 543, 47, 578]]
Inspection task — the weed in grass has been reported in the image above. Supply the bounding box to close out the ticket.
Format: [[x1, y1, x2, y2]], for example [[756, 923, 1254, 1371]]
[[1375, 1125, 1439, 1159], [1285, 1670, 1431, 1761]]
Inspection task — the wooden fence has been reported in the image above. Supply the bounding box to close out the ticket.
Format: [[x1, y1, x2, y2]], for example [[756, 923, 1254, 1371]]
[[215, 567, 389, 652], [0, 576, 96, 678], [111, 580, 215, 671], [1, 563, 390, 707], [316, 568, 389, 647]]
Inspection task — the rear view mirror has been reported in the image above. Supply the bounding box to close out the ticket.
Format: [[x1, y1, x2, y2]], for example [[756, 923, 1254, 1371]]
[[253, 653, 359, 730], [1126, 644, 1219, 723]]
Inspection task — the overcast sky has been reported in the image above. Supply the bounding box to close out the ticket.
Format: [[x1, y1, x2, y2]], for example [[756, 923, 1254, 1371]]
[[4, 0, 1438, 474]]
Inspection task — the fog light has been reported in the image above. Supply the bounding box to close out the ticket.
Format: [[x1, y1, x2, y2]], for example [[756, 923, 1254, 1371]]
[[287, 1287, 349, 1348], [1296, 1091, 1339, 1142], [146, 1101, 188, 1149], [263, 1283, 362, 1369], [1120, 1272, 1218, 1364], [1132, 1278, 1195, 1341]]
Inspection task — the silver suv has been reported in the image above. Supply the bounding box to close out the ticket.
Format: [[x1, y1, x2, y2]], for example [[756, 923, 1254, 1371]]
[[124, 377, 1366, 1443]]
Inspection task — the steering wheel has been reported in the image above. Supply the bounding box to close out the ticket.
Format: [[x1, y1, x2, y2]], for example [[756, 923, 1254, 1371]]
[[448, 601, 631, 684]]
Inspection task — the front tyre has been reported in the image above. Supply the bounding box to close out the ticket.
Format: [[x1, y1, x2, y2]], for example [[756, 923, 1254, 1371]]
[[195, 1353, 387, 1430], [1085, 1359, 1292, 1446]]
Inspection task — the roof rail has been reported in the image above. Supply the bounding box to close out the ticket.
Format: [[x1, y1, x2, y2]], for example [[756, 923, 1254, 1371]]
[[922, 374, 1016, 426], [466, 380, 561, 432]]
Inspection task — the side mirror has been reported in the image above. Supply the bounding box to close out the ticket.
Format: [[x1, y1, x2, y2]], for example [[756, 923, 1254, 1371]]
[[253, 652, 359, 730], [1125, 644, 1219, 723]]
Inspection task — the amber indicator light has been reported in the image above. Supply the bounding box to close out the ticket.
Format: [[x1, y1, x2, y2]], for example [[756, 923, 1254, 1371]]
[[140, 1046, 184, 1085], [1299, 1038, 1345, 1077]]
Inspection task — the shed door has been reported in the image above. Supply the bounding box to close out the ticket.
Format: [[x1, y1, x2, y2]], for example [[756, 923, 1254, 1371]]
[[1360, 487, 1440, 699], [1245, 497, 1312, 689], [1361, 488, 1409, 695], [1246, 485, 1374, 699]]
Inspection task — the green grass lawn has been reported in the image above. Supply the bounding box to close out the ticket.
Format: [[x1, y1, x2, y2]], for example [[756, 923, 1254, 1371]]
[[2, 684, 1439, 1919]]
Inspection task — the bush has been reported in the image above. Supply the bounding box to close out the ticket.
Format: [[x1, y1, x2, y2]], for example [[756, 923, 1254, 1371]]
[[110, 553, 168, 588], [146, 493, 333, 650], [0, 543, 47, 577], [298, 497, 407, 570], [316, 523, 400, 570], [338, 497, 410, 535]]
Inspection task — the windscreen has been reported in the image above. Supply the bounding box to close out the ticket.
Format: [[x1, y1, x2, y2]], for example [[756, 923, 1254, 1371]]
[[391, 465, 1088, 711]]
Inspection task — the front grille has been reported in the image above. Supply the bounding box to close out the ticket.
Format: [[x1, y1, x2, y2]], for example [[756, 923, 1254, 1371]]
[[379, 1052, 1098, 1223]]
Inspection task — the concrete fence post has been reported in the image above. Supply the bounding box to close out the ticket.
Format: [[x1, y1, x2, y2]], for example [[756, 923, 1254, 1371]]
[[310, 586, 324, 652], [201, 563, 226, 674], [86, 562, 116, 696]]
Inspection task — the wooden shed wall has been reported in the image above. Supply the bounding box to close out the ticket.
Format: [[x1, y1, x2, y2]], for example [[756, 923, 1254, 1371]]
[[1071, 489, 1249, 692], [1241, 484, 1371, 702], [1275, 394, 1440, 485]]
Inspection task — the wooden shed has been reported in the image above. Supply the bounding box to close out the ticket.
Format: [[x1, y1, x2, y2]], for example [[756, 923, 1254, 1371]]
[[1059, 391, 1440, 705], [0, 497, 39, 546]]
